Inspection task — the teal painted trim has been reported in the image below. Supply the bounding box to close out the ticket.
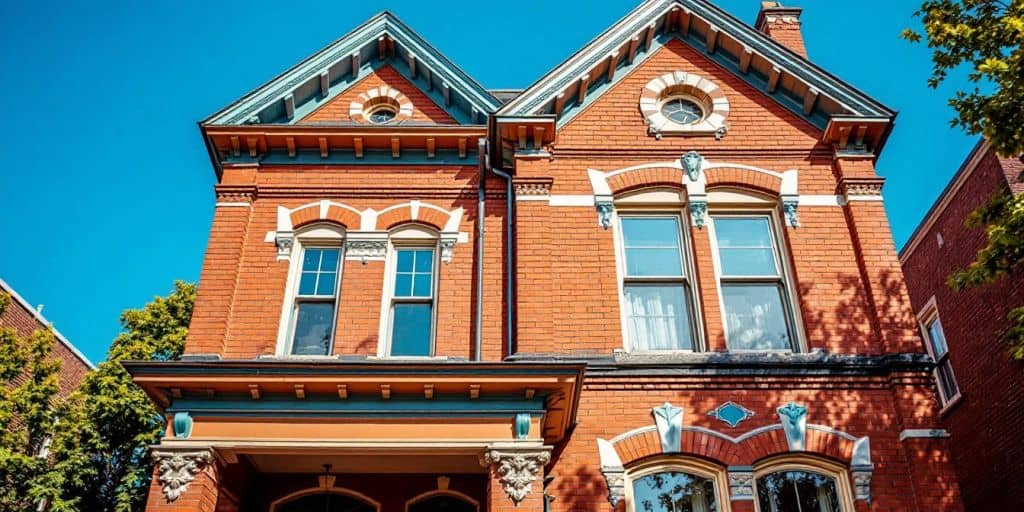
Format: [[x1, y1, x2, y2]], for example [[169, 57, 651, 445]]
[[172, 411, 193, 439], [222, 148, 477, 166], [514, 412, 531, 439], [165, 395, 547, 419], [555, 32, 828, 130]]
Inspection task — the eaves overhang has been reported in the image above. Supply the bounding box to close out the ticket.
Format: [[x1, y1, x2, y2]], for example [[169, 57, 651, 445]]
[[125, 360, 585, 444]]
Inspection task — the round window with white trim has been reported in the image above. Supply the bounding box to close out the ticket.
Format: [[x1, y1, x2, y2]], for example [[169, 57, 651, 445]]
[[640, 72, 729, 138], [660, 96, 706, 125], [349, 85, 414, 124]]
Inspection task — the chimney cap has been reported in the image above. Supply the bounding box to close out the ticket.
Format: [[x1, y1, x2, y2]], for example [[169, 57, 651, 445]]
[[755, 1, 803, 30]]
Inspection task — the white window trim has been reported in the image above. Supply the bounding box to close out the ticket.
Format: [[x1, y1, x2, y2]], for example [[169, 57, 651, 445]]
[[752, 457, 857, 512], [624, 457, 732, 512], [274, 224, 345, 357], [706, 208, 806, 353], [377, 231, 441, 358], [613, 197, 707, 353], [916, 296, 962, 410]]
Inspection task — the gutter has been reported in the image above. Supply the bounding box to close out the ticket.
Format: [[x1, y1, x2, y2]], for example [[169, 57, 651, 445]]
[[485, 144, 516, 359], [474, 138, 486, 361]]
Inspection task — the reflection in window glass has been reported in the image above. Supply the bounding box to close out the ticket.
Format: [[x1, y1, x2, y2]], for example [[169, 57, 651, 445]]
[[391, 303, 432, 356], [622, 217, 684, 277], [389, 248, 435, 356], [291, 302, 335, 356], [721, 284, 790, 350], [632, 471, 718, 512], [756, 470, 842, 512], [713, 218, 777, 276]]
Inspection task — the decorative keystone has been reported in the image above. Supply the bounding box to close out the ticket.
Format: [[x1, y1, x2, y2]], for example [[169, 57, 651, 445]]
[[776, 402, 808, 451], [708, 401, 755, 428], [481, 449, 551, 505], [682, 151, 704, 182], [652, 402, 684, 453], [152, 449, 213, 502]]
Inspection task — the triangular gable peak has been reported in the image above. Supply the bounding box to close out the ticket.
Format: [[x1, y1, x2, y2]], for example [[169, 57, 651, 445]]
[[496, 0, 894, 158], [204, 12, 499, 127]]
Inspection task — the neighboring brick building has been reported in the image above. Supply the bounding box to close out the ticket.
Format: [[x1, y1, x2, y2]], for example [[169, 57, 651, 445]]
[[900, 140, 1024, 511], [126, 1, 963, 511], [0, 277, 94, 400]]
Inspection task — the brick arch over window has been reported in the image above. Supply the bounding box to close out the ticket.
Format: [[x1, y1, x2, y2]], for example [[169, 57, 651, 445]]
[[376, 201, 461, 232], [605, 166, 686, 195], [608, 424, 861, 468], [704, 166, 784, 196], [288, 201, 363, 230]]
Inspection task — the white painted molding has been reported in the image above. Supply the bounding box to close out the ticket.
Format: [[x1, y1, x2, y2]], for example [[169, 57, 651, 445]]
[[899, 429, 950, 441], [214, 202, 252, 207]]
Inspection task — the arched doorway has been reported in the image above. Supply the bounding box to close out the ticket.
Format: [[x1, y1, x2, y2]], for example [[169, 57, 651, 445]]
[[407, 491, 479, 512], [274, 490, 378, 512]]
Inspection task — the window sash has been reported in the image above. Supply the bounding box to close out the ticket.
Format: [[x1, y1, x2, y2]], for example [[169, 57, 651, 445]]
[[621, 215, 687, 278], [623, 282, 695, 351], [289, 246, 342, 355], [387, 246, 437, 357]]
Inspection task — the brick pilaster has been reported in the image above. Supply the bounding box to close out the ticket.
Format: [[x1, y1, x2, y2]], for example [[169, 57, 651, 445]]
[[483, 447, 550, 512], [146, 449, 219, 512]]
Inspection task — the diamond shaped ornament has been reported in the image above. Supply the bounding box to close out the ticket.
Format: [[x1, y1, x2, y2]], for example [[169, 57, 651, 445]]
[[708, 401, 755, 428]]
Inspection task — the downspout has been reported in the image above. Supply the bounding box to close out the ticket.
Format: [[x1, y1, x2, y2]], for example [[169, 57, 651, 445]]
[[474, 138, 487, 361], [486, 147, 516, 359]]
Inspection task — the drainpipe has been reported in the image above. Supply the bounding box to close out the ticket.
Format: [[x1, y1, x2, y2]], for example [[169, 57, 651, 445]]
[[486, 147, 516, 359], [474, 138, 487, 361]]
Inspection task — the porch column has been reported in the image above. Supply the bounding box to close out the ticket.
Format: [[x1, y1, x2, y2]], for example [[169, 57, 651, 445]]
[[145, 448, 219, 512], [481, 446, 552, 511]]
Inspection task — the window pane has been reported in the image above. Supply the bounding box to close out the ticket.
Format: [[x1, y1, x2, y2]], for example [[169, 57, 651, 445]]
[[413, 274, 432, 297], [631, 471, 717, 512], [713, 217, 778, 276], [316, 272, 336, 296], [394, 273, 413, 297], [397, 250, 415, 272], [927, 318, 949, 357], [302, 249, 322, 271], [414, 250, 434, 272], [937, 360, 959, 402], [622, 217, 683, 277], [624, 284, 693, 350], [390, 303, 432, 356], [298, 272, 318, 296], [319, 249, 339, 271], [757, 471, 841, 512], [291, 302, 334, 356], [721, 284, 791, 350]]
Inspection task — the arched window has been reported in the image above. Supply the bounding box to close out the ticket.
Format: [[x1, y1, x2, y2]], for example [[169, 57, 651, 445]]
[[754, 458, 855, 512], [406, 491, 478, 512], [274, 490, 378, 512], [625, 458, 729, 512]]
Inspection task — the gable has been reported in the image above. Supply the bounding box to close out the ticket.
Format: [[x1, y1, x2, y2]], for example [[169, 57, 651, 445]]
[[558, 39, 819, 148], [497, 0, 894, 155], [301, 66, 456, 125], [204, 12, 498, 127]]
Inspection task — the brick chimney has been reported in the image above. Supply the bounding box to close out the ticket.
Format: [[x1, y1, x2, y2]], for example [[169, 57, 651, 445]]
[[754, 1, 807, 57]]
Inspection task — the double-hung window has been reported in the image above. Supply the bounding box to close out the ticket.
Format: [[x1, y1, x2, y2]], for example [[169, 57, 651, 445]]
[[387, 247, 436, 356], [920, 307, 960, 406], [711, 215, 796, 351], [619, 215, 697, 350], [290, 247, 341, 355]]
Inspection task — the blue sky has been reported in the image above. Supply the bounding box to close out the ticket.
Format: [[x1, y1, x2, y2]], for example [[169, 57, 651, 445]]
[[0, 0, 977, 363]]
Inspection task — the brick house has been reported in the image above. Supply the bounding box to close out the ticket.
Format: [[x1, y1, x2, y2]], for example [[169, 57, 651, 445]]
[[126, 1, 964, 511], [899, 140, 1024, 510], [1, 277, 94, 402]]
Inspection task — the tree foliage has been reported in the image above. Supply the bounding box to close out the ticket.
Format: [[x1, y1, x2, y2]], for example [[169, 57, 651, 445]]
[[55, 281, 196, 511], [905, 1, 1024, 358], [902, 0, 1024, 156], [0, 291, 79, 511]]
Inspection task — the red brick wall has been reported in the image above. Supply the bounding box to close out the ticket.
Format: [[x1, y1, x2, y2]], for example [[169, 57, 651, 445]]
[[0, 282, 91, 400], [901, 147, 1024, 511], [301, 66, 455, 124]]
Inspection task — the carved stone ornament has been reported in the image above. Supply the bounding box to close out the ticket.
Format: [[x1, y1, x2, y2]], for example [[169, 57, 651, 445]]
[[652, 402, 684, 453], [682, 151, 704, 182], [852, 469, 873, 503], [727, 469, 755, 500], [514, 181, 552, 196], [596, 201, 614, 230], [602, 467, 626, 507], [481, 450, 551, 505], [689, 200, 708, 229], [275, 232, 294, 260], [782, 198, 799, 227], [345, 239, 387, 263], [776, 402, 808, 451], [440, 238, 457, 264], [152, 450, 213, 502]]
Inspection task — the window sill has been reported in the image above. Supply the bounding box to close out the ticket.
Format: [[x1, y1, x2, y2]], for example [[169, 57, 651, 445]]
[[939, 393, 963, 417]]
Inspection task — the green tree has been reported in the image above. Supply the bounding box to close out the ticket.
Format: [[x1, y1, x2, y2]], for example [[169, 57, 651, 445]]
[[0, 291, 80, 511], [56, 281, 196, 511], [904, 1, 1024, 357]]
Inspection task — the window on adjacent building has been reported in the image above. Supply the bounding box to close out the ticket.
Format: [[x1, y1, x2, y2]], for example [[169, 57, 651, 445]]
[[290, 247, 341, 356], [919, 305, 960, 406], [619, 215, 697, 350], [711, 215, 796, 351]]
